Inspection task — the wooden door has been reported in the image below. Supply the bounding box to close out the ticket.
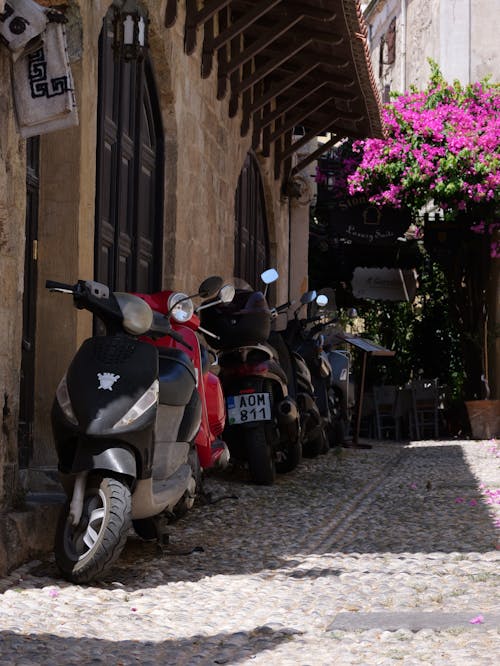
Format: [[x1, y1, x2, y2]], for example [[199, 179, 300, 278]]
[[94, 6, 163, 293], [234, 153, 270, 288], [18, 137, 39, 468]]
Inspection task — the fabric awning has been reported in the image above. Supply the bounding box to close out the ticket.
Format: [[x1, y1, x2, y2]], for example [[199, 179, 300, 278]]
[[165, 1, 384, 182]]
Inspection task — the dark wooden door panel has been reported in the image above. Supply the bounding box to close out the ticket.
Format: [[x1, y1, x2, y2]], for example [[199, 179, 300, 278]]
[[95, 5, 163, 296], [234, 153, 270, 288], [19, 136, 40, 468]]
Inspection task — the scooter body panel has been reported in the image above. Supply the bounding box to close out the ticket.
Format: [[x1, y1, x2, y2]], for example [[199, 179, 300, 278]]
[[66, 336, 158, 433]]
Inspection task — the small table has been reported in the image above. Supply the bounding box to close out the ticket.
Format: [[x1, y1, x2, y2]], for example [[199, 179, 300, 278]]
[[339, 334, 396, 447]]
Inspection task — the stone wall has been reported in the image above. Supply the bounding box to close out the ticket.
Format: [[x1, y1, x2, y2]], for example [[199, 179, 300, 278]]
[[0, 45, 25, 509], [0, 0, 298, 573]]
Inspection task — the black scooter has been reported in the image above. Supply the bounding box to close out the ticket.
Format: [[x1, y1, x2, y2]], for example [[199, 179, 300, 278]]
[[199, 269, 301, 485], [271, 291, 330, 457], [47, 276, 225, 583]]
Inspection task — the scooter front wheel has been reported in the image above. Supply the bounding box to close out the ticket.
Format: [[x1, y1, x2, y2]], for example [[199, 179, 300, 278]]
[[55, 475, 132, 584]]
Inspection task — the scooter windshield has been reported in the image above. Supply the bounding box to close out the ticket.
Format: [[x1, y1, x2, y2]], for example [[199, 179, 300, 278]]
[[227, 277, 253, 292]]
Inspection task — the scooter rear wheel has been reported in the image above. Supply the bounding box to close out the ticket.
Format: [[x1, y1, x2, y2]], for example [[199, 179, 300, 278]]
[[55, 475, 132, 584], [245, 426, 276, 485]]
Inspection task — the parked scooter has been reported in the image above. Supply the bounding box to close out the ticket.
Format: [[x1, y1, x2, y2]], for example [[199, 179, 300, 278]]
[[134, 285, 235, 477], [278, 292, 344, 450], [47, 275, 229, 583], [199, 269, 301, 485], [323, 308, 358, 445], [270, 291, 329, 457]]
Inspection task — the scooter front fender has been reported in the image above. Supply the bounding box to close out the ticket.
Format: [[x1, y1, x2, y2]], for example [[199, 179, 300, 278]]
[[71, 441, 137, 478]]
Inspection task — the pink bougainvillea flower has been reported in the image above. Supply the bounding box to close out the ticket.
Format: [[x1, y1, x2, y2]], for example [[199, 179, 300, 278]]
[[347, 60, 500, 250], [469, 615, 484, 624]]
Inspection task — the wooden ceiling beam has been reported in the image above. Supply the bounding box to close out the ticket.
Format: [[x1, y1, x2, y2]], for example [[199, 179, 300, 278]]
[[286, 2, 337, 21], [248, 61, 319, 114], [280, 122, 338, 161], [290, 134, 339, 175], [165, 0, 178, 28], [219, 14, 304, 79], [268, 95, 336, 143], [258, 81, 329, 131], [233, 39, 312, 95], [209, 0, 282, 52]]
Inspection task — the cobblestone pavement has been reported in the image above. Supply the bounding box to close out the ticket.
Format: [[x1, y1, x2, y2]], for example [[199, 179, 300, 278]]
[[0, 438, 499, 665]]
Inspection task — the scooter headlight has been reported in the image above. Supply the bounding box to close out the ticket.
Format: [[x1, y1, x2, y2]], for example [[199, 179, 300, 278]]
[[56, 375, 78, 425], [112, 380, 159, 430], [168, 292, 194, 323]]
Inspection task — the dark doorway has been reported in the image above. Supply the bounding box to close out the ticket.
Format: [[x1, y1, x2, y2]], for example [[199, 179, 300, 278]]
[[94, 5, 164, 294], [234, 153, 270, 288], [19, 136, 40, 469]]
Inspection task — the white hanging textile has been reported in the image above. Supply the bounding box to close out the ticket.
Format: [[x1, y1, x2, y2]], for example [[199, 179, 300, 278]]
[[12, 19, 78, 138], [0, 0, 48, 62], [1, 0, 78, 137]]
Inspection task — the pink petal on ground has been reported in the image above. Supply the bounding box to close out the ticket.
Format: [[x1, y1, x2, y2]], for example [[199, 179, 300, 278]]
[[469, 499, 477, 506], [48, 589, 59, 598], [469, 615, 484, 624], [410, 483, 417, 490], [455, 497, 465, 503]]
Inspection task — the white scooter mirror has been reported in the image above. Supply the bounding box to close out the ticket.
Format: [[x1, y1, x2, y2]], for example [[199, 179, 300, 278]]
[[261, 268, 279, 284], [219, 284, 235, 303]]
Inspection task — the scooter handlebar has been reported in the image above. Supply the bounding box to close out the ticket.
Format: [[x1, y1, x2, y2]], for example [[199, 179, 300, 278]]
[[45, 279, 75, 292], [275, 301, 292, 313]]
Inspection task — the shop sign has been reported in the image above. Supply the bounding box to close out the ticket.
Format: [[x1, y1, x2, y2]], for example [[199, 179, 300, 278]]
[[325, 198, 412, 245], [352, 267, 418, 302]]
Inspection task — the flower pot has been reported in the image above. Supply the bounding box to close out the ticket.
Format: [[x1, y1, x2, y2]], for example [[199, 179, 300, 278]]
[[465, 400, 500, 439]]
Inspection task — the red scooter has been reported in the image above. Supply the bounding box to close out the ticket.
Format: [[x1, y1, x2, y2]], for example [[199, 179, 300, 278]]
[[134, 278, 235, 477]]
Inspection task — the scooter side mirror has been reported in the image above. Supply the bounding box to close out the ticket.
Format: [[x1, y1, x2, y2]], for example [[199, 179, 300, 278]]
[[300, 290, 317, 305], [261, 268, 279, 285], [219, 284, 235, 303], [198, 276, 224, 299]]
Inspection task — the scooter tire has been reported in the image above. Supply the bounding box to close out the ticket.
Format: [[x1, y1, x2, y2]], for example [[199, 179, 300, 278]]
[[276, 437, 301, 474], [54, 475, 132, 584], [245, 426, 276, 485], [302, 428, 328, 458]]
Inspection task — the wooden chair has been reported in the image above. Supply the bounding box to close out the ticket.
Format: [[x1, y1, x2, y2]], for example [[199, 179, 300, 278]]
[[410, 378, 440, 439], [373, 385, 401, 440]]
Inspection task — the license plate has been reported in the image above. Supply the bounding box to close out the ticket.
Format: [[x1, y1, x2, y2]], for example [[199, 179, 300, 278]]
[[226, 392, 272, 424]]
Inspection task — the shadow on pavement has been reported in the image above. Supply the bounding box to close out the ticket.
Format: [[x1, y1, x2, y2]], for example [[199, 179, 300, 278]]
[[17, 440, 500, 590], [0, 625, 298, 665]]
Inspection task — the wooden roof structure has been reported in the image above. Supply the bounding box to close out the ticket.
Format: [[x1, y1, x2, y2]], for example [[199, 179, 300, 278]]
[[165, 0, 384, 183]]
